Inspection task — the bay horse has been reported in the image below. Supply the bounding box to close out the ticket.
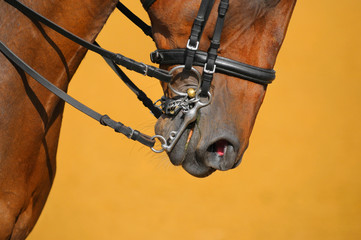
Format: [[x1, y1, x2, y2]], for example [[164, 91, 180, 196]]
[[0, 0, 296, 238]]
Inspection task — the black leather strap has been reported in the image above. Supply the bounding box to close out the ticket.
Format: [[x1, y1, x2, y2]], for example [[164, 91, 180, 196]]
[[95, 42, 162, 118], [0, 41, 156, 148], [4, 0, 171, 83], [116, 2, 152, 38], [201, 0, 229, 96], [142, 0, 157, 10], [184, 0, 215, 72], [151, 49, 275, 85]]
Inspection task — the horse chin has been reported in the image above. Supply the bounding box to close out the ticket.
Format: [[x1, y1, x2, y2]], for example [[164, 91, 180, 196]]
[[170, 148, 217, 178], [182, 155, 216, 178]]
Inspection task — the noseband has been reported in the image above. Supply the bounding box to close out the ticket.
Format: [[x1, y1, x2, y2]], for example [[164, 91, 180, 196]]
[[145, 0, 275, 152], [0, 0, 275, 153]]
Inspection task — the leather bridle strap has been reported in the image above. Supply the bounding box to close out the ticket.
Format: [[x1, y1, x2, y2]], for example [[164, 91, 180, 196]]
[[0, 41, 156, 148], [201, 0, 228, 96], [116, 2, 152, 38], [146, 0, 275, 90], [151, 49, 275, 85], [94, 42, 163, 118], [184, 0, 215, 72], [142, 0, 157, 11], [4, 0, 171, 83]]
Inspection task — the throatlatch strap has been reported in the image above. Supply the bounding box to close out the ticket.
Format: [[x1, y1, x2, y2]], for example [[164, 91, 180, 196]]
[[0, 41, 155, 148], [201, 0, 229, 96], [116, 2, 153, 38], [4, 0, 171, 83]]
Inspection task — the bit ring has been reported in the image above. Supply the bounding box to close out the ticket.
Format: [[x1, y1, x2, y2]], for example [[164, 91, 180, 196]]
[[168, 65, 201, 96], [150, 135, 167, 153]]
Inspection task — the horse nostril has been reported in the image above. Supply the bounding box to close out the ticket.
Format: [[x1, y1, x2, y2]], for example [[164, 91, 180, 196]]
[[205, 139, 237, 171]]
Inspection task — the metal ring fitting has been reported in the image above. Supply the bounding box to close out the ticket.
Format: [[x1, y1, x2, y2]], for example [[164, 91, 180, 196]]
[[168, 65, 201, 96], [150, 135, 167, 153]]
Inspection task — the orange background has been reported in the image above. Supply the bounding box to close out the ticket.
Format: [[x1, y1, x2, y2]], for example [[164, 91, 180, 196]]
[[29, 0, 361, 239]]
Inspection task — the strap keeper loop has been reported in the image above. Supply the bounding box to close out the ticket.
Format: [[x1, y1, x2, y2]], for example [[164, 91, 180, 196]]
[[150, 50, 163, 63], [210, 41, 220, 49], [218, 1, 229, 16], [100, 115, 110, 126], [128, 128, 135, 139], [114, 122, 125, 133], [141, 63, 149, 76]]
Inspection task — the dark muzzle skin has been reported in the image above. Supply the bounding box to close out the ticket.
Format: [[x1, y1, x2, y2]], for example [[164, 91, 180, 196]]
[[155, 102, 243, 177], [155, 73, 266, 178]]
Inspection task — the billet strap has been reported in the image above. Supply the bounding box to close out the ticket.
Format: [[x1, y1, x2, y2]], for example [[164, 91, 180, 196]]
[[4, 0, 171, 83], [151, 49, 275, 85], [201, 0, 229, 96], [116, 2, 152, 38], [0, 41, 155, 148], [184, 0, 216, 72]]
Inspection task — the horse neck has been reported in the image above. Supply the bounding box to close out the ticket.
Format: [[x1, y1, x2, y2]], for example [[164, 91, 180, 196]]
[[0, 0, 117, 120]]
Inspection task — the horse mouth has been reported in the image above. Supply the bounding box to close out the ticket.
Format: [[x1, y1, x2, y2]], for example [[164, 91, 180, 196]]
[[205, 140, 237, 170], [182, 137, 240, 177], [209, 140, 230, 158], [156, 121, 241, 177]]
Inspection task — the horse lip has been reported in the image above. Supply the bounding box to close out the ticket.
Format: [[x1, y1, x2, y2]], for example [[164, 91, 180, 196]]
[[156, 113, 241, 176], [195, 132, 241, 171], [181, 154, 216, 178], [168, 124, 216, 178], [197, 133, 240, 159], [232, 145, 247, 169], [167, 127, 194, 166]]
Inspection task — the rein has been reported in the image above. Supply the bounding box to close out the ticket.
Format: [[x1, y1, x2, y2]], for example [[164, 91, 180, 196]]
[[0, 0, 277, 153], [0, 0, 164, 148]]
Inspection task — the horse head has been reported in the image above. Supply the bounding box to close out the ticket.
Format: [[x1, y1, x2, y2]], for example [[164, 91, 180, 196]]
[[145, 0, 296, 177]]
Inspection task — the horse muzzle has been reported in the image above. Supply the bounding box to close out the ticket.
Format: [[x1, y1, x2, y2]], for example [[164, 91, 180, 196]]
[[155, 108, 243, 177]]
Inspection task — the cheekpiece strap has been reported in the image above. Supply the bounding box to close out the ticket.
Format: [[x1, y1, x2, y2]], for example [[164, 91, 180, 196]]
[[184, 0, 216, 72], [200, 0, 229, 96]]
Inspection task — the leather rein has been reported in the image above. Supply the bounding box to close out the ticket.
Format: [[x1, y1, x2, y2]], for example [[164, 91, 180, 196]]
[[0, 0, 275, 152]]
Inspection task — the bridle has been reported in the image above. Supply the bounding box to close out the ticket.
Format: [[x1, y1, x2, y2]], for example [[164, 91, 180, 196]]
[[145, 0, 275, 152], [0, 0, 275, 153]]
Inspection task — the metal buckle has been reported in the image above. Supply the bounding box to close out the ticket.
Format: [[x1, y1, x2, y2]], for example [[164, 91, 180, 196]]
[[186, 39, 199, 51], [128, 128, 135, 139], [203, 63, 216, 74], [141, 62, 149, 76]]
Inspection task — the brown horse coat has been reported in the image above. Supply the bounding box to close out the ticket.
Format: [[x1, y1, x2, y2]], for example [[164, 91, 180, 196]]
[[0, 0, 117, 238], [0, 0, 295, 238]]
